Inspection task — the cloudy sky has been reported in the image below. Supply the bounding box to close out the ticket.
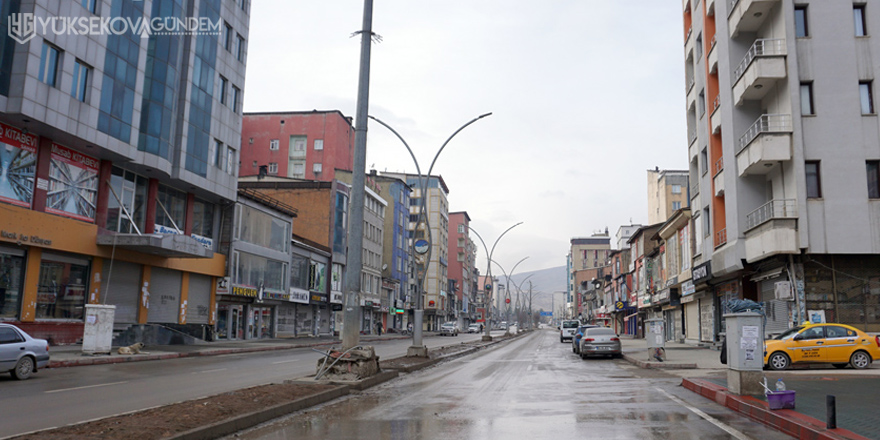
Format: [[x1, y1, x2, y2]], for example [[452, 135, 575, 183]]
[[244, 1, 687, 278]]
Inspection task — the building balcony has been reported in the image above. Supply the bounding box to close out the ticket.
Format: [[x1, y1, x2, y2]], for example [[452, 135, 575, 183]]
[[686, 77, 696, 110], [713, 159, 724, 197], [744, 199, 798, 262], [715, 227, 727, 248], [711, 95, 722, 134], [736, 114, 792, 176], [707, 0, 716, 16], [691, 182, 700, 200], [689, 128, 698, 146], [733, 39, 786, 105], [708, 35, 718, 74], [728, 0, 780, 38], [685, 27, 695, 59]]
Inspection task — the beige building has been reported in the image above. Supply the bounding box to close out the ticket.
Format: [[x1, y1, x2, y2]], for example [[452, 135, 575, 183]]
[[647, 169, 690, 225]]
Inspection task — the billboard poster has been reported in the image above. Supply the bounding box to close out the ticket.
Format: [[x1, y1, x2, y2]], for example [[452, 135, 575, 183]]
[[0, 122, 38, 208], [46, 143, 99, 222]]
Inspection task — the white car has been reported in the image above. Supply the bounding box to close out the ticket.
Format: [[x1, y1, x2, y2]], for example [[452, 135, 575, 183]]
[[467, 324, 481, 333], [559, 320, 580, 342], [439, 322, 459, 336]]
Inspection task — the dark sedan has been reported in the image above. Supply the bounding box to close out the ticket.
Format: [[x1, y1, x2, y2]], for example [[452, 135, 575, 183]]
[[0, 324, 50, 380], [579, 327, 622, 359]]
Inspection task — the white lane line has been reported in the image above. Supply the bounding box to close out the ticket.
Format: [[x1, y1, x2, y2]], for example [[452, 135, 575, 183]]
[[655, 387, 752, 440], [45, 381, 129, 394], [271, 359, 303, 365], [191, 368, 227, 374]]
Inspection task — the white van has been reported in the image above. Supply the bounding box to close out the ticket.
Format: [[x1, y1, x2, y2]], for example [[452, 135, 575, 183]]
[[559, 320, 580, 342]]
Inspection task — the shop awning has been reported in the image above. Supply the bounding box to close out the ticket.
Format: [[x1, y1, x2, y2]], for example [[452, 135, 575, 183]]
[[96, 232, 213, 258]]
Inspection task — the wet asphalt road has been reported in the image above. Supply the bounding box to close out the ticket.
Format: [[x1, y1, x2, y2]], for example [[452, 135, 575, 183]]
[[229, 330, 793, 440]]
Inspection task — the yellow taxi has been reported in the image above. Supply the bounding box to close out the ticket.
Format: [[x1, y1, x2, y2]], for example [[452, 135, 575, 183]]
[[764, 323, 880, 370]]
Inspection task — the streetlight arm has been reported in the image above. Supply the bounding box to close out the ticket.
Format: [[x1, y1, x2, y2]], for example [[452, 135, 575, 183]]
[[487, 222, 523, 265], [427, 112, 492, 178]]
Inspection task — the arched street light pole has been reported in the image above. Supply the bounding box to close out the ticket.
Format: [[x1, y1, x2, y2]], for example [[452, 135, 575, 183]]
[[469, 222, 522, 341], [490, 256, 529, 326], [512, 272, 535, 325], [369, 113, 491, 356]]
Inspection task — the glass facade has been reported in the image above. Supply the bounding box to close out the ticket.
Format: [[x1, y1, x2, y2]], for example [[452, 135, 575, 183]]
[[106, 167, 148, 233], [138, 0, 184, 160], [192, 198, 215, 238], [0, 251, 24, 319], [35, 253, 89, 320], [184, 0, 220, 177], [0, 0, 20, 96], [233, 251, 286, 292], [333, 192, 347, 254], [235, 204, 290, 252], [155, 184, 187, 231], [98, 0, 144, 142]]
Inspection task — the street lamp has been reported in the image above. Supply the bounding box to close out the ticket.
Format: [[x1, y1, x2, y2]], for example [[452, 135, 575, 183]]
[[369, 113, 492, 356], [491, 256, 529, 327], [469, 223, 523, 341], [512, 273, 535, 327]]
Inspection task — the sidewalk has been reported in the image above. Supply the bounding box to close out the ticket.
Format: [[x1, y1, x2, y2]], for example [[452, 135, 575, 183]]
[[619, 337, 879, 440]]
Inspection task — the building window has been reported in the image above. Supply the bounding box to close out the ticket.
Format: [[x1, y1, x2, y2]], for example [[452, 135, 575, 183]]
[[192, 198, 215, 239], [36, 253, 89, 320], [71, 60, 90, 102], [671, 184, 682, 194], [236, 34, 245, 62], [314, 139, 324, 150], [313, 163, 322, 174], [855, 5, 867, 37], [219, 76, 228, 105], [81, 0, 96, 13], [800, 82, 814, 115], [702, 208, 710, 238], [868, 161, 880, 198], [226, 147, 236, 175], [38, 42, 61, 87], [269, 139, 279, 150], [700, 148, 708, 175], [698, 89, 706, 117], [695, 34, 703, 60], [458, 224, 465, 233], [231, 85, 241, 113], [224, 22, 233, 51], [795, 6, 809, 38], [155, 184, 187, 231], [860, 81, 874, 114], [213, 140, 223, 168], [268, 162, 278, 174], [672, 201, 682, 210], [290, 162, 304, 178], [805, 161, 822, 198]]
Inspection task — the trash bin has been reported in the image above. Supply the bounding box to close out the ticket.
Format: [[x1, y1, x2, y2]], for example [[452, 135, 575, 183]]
[[766, 390, 796, 410]]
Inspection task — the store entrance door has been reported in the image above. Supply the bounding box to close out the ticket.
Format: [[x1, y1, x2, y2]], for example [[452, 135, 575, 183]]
[[251, 307, 272, 339], [217, 304, 245, 340]]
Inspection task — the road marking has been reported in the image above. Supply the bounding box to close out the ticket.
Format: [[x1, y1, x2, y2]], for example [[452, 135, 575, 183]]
[[46, 381, 129, 394], [271, 359, 303, 365], [655, 387, 752, 440], [192, 368, 227, 374]]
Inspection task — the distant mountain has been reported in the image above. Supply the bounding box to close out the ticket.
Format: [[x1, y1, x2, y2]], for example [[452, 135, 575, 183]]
[[495, 266, 567, 314]]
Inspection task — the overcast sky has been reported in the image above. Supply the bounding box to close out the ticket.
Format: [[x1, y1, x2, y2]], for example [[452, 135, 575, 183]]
[[244, 1, 687, 279]]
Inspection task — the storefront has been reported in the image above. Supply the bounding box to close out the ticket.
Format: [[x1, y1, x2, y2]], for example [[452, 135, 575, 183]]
[[681, 280, 700, 344], [691, 261, 716, 344], [752, 266, 792, 337]]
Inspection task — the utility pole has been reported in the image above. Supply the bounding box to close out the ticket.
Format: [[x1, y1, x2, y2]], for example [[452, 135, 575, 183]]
[[342, 0, 374, 350]]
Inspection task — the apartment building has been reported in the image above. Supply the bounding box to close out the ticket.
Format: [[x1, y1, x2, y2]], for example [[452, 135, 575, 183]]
[[684, 0, 880, 336], [239, 110, 354, 181], [567, 233, 611, 316], [448, 211, 476, 328], [0, 0, 250, 343], [647, 169, 690, 225]]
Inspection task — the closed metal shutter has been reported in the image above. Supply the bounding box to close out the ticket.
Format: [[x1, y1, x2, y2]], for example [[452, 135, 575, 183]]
[[685, 302, 700, 340], [101, 260, 141, 324], [186, 274, 212, 324], [762, 278, 791, 336], [147, 267, 181, 324], [699, 299, 715, 343]]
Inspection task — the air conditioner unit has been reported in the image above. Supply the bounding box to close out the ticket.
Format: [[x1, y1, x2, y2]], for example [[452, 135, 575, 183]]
[[774, 281, 793, 301]]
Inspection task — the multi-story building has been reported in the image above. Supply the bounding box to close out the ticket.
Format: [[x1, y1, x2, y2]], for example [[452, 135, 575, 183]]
[[609, 248, 634, 336], [382, 172, 450, 330], [647, 168, 689, 225], [448, 211, 476, 329], [615, 224, 642, 250], [627, 223, 663, 339], [237, 176, 350, 336], [239, 111, 354, 181], [0, 0, 250, 343], [567, 233, 611, 316], [654, 208, 693, 342], [684, 0, 880, 337]]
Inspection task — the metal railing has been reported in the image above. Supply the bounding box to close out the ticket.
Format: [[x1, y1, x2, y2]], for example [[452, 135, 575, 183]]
[[713, 157, 724, 175], [713, 95, 720, 111], [737, 113, 792, 154], [715, 228, 727, 248], [686, 26, 693, 43], [733, 39, 786, 83], [746, 199, 797, 230]]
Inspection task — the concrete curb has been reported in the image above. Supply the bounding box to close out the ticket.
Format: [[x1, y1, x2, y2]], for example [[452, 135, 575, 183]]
[[622, 354, 697, 369], [167, 385, 350, 440], [682, 378, 870, 440]]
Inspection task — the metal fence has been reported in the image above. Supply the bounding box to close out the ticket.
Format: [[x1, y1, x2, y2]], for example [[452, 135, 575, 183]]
[[745, 199, 797, 231]]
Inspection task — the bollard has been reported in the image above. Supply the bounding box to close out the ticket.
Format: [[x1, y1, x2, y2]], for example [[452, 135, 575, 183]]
[[827, 395, 837, 429]]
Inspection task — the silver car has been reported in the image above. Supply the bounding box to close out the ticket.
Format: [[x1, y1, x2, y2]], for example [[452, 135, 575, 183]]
[[579, 327, 622, 359], [0, 324, 50, 380], [439, 322, 459, 336]]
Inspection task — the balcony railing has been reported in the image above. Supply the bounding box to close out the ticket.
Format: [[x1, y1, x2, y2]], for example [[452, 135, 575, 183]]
[[713, 157, 724, 175], [737, 114, 792, 154], [733, 39, 786, 83], [746, 199, 797, 230], [715, 228, 727, 247], [691, 183, 700, 198]]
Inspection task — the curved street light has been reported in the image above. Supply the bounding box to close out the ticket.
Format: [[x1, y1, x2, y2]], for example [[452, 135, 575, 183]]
[[369, 113, 492, 354], [491, 257, 529, 324], [469, 222, 522, 340]]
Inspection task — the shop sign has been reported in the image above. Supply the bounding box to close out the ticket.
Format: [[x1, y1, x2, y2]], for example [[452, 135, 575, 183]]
[[331, 303, 343, 311], [0, 230, 53, 246], [614, 301, 628, 311], [639, 294, 651, 308], [656, 289, 669, 302], [155, 224, 181, 235], [191, 233, 213, 249], [665, 276, 678, 288], [682, 280, 695, 297], [330, 291, 343, 304], [216, 277, 229, 295], [382, 280, 396, 290], [231, 285, 258, 297], [310, 293, 328, 303], [693, 261, 712, 284], [681, 293, 696, 304], [289, 288, 309, 304], [364, 300, 374, 307], [47, 143, 99, 222], [263, 291, 287, 301], [0, 121, 38, 209]]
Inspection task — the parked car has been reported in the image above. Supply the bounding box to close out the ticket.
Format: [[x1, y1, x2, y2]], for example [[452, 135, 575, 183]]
[[579, 327, 621, 359], [559, 319, 580, 343], [571, 324, 600, 354], [439, 322, 460, 336], [0, 323, 50, 380], [764, 323, 880, 370], [467, 323, 481, 333]]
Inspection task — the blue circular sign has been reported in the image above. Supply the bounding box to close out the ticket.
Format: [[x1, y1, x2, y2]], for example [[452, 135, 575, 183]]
[[414, 239, 430, 254]]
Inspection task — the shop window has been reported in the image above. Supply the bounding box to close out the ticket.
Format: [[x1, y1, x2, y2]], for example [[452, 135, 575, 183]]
[[309, 261, 326, 292], [235, 203, 290, 253], [290, 255, 309, 290], [0, 251, 25, 319], [155, 184, 187, 232], [36, 253, 89, 320], [192, 198, 215, 239], [107, 167, 148, 234], [233, 250, 286, 291]]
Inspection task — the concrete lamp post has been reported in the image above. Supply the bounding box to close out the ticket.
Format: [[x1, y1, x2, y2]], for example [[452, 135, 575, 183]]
[[369, 113, 491, 357]]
